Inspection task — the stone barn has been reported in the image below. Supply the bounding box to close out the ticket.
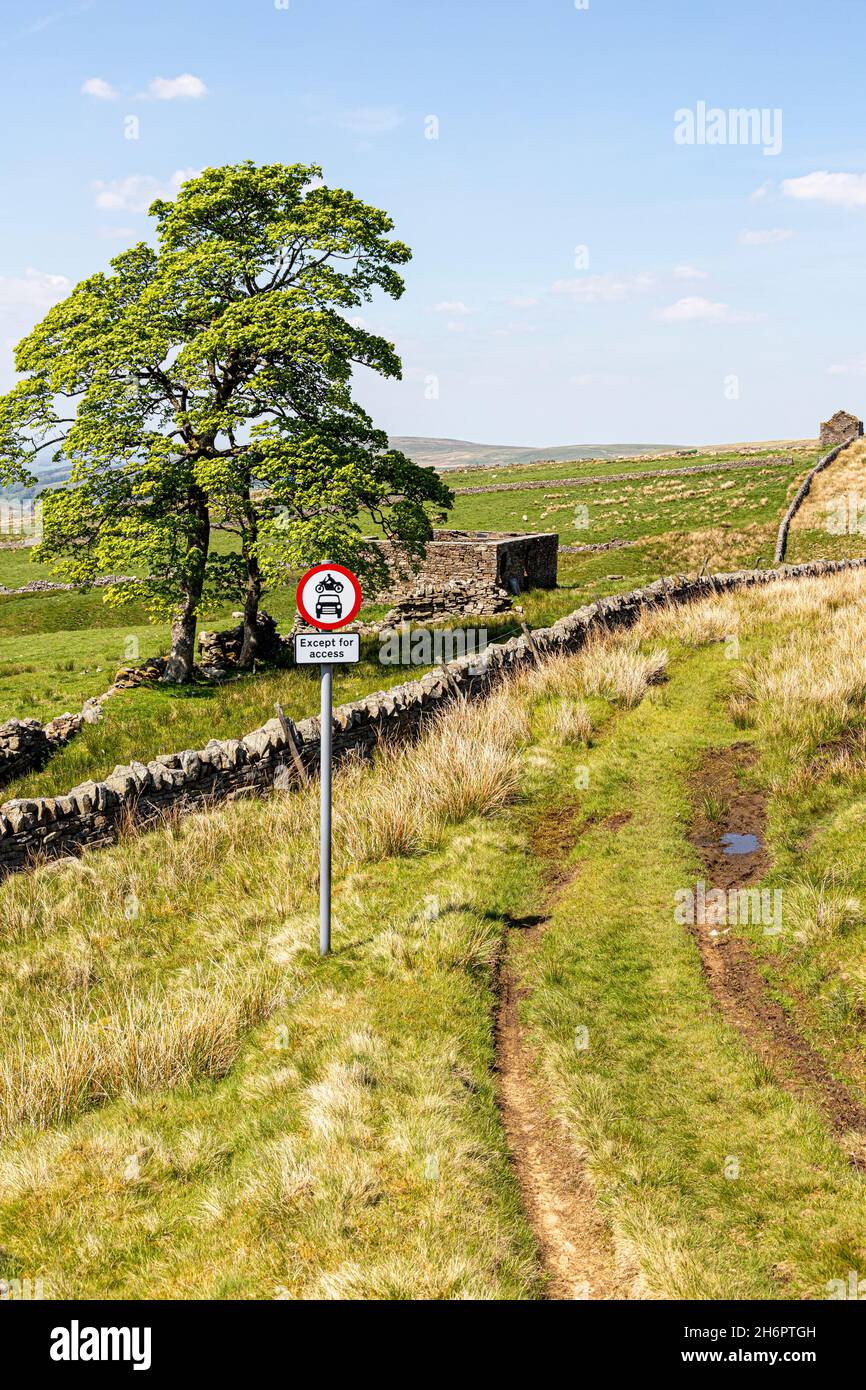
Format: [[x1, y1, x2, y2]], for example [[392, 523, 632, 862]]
[[372, 529, 558, 601], [819, 410, 864, 448]]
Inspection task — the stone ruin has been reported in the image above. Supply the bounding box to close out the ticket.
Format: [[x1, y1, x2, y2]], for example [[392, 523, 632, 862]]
[[819, 410, 864, 448], [370, 529, 558, 601]]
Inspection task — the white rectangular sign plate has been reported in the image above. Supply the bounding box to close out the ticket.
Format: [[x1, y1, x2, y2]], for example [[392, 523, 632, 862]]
[[294, 632, 360, 664]]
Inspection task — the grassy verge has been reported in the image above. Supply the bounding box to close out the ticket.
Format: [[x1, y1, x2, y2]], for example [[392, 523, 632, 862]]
[[0, 690, 543, 1300]]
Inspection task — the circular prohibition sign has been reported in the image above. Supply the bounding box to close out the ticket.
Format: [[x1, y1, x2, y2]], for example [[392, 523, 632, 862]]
[[295, 562, 363, 631]]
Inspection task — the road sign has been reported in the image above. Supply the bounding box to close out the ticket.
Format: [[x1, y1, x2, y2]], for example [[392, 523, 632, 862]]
[[296, 563, 362, 631], [294, 632, 360, 665], [294, 564, 363, 957]]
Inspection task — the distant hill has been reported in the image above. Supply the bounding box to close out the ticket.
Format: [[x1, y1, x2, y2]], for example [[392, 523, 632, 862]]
[[6, 434, 808, 498], [389, 436, 684, 472], [1, 437, 685, 498]]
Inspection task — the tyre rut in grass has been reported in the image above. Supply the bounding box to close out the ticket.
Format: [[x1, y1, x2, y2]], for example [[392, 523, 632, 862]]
[[689, 743, 866, 1157]]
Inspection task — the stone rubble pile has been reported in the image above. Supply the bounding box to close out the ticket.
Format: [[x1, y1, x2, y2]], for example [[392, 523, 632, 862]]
[[380, 578, 513, 624], [197, 612, 282, 676]]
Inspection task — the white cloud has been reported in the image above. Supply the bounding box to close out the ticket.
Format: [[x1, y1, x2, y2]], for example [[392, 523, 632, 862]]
[[148, 73, 208, 101], [673, 264, 708, 281], [659, 296, 761, 324], [81, 76, 118, 100], [0, 269, 71, 383], [506, 295, 539, 308], [827, 354, 866, 376], [0, 267, 71, 312], [552, 271, 656, 302], [92, 168, 199, 212], [782, 171, 866, 209], [433, 300, 471, 315], [738, 228, 794, 245], [332, 106, 402, 135], [750, 181, 772, 202]]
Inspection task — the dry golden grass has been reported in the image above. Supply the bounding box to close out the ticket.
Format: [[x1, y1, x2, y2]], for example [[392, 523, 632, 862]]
[[738, 605, 866, 750], [636, 596, 740, 647], [0, 966, 283, 1140], [517, 635, 667, 709], [783, 870, 864, 945], [575, 638, 668, 708], [793, 439, 866, 533], [332, 687, 528, 862], [549, 699, 594, 745]]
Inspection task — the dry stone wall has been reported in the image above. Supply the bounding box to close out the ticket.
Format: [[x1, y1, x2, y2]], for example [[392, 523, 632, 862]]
[[774, 439, 857, 563], [381, 578, 513, 624], [0, 556, 864, 882], [0, 699, 105, 790], [0, 574, 134, 597]]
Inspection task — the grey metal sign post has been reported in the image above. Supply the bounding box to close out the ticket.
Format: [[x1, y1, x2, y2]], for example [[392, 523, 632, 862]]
[[319, 661, 333, 956], [294, 566, 363, 959]]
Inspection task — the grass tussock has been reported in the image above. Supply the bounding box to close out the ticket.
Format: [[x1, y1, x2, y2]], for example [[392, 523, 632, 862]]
[[549, 699, 594, 745], [574, 638, 668, 708], [517, 636, 667, 710], [0, 966, 283, 1141], [737, 604, 866, 761], [636, 595, 740, 647], [782, 870, 864, 945]]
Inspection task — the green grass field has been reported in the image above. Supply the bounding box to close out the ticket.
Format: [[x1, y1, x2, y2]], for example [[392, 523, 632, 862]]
[[441, 446, 794, 491], [3, 568, 866, 1297]]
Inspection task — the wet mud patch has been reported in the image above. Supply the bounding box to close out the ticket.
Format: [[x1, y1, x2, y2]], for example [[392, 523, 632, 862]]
[[688, 744, 866, 1155], [689, 743, 769, 891]]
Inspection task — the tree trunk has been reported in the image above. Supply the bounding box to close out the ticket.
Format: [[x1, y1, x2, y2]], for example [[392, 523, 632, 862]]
[[163, 602, 199, 684], [237, 552, 262, 669], [162, 493, 210, 685]]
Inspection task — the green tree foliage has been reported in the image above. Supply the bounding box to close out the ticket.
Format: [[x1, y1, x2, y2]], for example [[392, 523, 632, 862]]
[[0, 162, 452, 680]]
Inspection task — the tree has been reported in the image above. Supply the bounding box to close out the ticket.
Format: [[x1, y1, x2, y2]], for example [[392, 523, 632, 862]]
[[0, 162, 452, 680]]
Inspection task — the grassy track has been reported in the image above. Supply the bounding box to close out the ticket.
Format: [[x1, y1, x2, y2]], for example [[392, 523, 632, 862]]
[[511, 575, 866, 1299]]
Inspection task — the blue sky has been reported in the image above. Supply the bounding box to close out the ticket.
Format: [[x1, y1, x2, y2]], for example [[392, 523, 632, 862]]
[[1, 0, 865, 446]]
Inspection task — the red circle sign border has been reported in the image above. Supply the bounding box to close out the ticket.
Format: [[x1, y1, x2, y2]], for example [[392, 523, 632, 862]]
[[296, 562, 363, 631]]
